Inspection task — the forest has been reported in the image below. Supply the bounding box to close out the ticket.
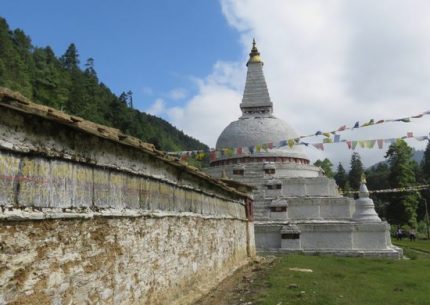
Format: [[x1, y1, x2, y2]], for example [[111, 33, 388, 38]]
[[0, 17, 207, 152]]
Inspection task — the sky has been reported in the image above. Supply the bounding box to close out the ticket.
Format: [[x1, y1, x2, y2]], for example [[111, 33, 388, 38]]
[[2, 0, 430, 168]]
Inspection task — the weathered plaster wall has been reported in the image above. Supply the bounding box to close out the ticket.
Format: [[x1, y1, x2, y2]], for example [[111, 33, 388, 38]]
[[0, 217, 248, 305], [0, 101, 255, 305]]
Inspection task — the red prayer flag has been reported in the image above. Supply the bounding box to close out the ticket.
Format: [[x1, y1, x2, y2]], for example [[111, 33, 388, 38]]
[[210, 151, 216, 161]]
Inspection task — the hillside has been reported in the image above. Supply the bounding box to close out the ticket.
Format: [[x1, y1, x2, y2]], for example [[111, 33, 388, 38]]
[[0, 17, 207, 152]]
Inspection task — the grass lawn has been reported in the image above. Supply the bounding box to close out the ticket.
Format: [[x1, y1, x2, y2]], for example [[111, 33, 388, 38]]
[[252, 241, 430, 305], [393, 239, 430, 254]]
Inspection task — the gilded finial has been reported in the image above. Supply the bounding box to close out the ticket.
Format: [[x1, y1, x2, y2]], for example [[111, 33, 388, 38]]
[[247, 38, 263, 65], [361, 173, 367, 184]]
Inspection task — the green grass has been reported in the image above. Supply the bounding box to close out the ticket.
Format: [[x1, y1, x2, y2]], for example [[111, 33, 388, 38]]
[[393, 239, 430, 254], [253, 243, 430, 305]]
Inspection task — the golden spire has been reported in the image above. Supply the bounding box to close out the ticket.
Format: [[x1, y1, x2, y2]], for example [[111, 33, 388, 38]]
[[247, 38, 263, 65], [361, 173, 367, 184]]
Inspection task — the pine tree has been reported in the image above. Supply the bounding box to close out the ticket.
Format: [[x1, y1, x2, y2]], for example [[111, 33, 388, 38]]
[[349, 152, 364, 191], [60, 43, 79, 70], [366, 162, 391, 219], [422, 141, 430, 183], [334, 163, 348, 190], [84, 57, 97, 79], [385, 139, 420, 227], [127, 90, 133, 108]]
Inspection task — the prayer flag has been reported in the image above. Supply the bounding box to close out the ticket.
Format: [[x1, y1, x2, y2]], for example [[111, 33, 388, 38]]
[[352, 141, 358, 150], [407, 132, 413, 138], [323, 138, 333, 143], [334, 135, 341, 143], [359, 141, 365, 148], [375, 119, 384, 124], [313, 143, 324, 151], [237, 147, 243, 155], [377, 139, 384, 149], [268, 143, 273, 149], [361, 119, 374, 127], [210, 151, 216, 161], [322, 132, 331, 138], [412, 114, 423, 118], [288, 139, 295, 148], [367, 140, 376, 148], [337, 125, 347, 131], [353, 121, 359, 128], [346, 141, 352, 149], [315, 131, 322, 136]]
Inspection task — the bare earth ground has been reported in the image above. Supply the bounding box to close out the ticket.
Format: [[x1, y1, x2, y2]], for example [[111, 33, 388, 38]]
[[193, 256, 277, 305]]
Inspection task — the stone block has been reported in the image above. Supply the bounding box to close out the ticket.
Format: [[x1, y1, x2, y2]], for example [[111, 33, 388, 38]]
[[147, 179, 161, 210], [93, 169, 128, 209], [49, 161, 74, 208], [139, 179, 150, 210], [93, 169, 111, 208], [173, 187, 187, 212], [124, 176, 140, 209], [159, 182, 174, 211], [71, 165, 93, 208], [109, 171, 128, 209], [17, 157, 50, 207], [0, 153, 20, 207]]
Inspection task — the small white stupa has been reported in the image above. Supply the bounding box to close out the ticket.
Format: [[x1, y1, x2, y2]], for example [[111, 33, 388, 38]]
[[353, 176, 382, 222]]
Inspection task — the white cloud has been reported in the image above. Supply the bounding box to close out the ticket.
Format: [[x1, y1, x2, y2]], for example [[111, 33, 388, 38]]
[[167, 88, 187, 100], [167, 61, 243, 145], [156, 0, 430, 167], [147, 98, 165, 116]]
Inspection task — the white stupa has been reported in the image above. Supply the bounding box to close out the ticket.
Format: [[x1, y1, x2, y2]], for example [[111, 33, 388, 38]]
[[205, 40, 401, 258]]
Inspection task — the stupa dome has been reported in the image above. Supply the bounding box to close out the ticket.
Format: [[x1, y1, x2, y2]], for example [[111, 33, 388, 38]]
[[214, 39, 308, 160], [216, 116, 307, 159]]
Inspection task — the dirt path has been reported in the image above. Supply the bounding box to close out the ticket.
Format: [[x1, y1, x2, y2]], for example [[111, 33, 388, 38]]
[[193, 257, 277, 305]]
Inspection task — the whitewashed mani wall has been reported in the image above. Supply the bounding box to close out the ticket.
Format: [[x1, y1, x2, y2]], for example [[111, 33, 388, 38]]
[[0, 104, 255, 305]]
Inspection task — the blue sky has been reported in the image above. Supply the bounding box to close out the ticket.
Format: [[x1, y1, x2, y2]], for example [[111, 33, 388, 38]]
[[2, 0, 241, 111], [2, 1, 430, 167]]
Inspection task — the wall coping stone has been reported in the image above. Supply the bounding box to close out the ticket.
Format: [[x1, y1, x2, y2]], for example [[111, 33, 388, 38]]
[[0, 87, 251, 201]]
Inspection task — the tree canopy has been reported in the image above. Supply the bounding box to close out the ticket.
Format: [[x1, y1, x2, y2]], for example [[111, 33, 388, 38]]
[[334, 162, 348, 191], [385, 140, 420, 227], [314, 158, 334, 178], [348, 152, 364, 191], [0, 17, 207, 152]]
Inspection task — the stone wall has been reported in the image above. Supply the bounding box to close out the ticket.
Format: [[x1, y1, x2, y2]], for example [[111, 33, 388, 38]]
[[0, 91, 255, 305], [1, 216, 249, 305]]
